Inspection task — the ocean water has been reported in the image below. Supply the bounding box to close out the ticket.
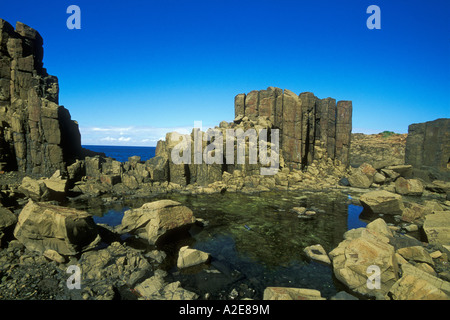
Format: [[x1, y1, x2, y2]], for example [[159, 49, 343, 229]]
[[83, 145, 156, 163]]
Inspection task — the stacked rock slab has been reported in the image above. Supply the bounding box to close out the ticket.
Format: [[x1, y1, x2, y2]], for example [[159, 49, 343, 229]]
[[0, 19, 83, 175], [405, 118, 450, 175], [234, 87, 352, 170]]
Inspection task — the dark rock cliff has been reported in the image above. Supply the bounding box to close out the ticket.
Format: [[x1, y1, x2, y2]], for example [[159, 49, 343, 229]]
[[0, 19, 84, 175]]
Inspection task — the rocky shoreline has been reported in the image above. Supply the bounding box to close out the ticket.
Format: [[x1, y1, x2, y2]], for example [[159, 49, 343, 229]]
[[1, 153, 449, 300], [0, 18, 449, 301]]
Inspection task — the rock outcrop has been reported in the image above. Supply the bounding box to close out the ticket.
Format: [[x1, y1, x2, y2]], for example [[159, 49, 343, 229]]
[[234, 87, 352, 169], [151, 87, 352, 187], [405, 118, 450, 181], [13, 200, 101, 255], [350, 132, 406, 169], [0, 19, 85, 175]]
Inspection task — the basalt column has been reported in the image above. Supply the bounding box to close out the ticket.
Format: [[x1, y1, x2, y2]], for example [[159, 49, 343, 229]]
[[405, 118, 450, 173], [234, 87, 352, 169], [0, 19, 83, 175]]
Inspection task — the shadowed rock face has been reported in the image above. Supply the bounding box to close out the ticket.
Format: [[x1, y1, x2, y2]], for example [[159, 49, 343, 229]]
[[234, 87, 352, 170], [0, 19, 83, 175], [405, 118, 450, 174]]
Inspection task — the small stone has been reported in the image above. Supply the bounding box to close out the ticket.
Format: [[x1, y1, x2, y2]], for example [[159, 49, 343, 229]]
[[397, 246, 434, 266], [291, 207, 306, 215], [430, 251, 442, 259], [43, 249, 65, 263], [229, 288, 239, 300], [177, 246, 210, 269], [303, 244, 331, 264], [404, 224, 419, 232]]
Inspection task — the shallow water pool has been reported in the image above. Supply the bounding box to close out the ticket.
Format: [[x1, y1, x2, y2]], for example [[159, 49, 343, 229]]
[[83, 189, 369, 299]]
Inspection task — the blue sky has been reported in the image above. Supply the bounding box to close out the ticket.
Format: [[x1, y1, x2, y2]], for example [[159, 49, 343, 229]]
[[1, 0, 449, 146]]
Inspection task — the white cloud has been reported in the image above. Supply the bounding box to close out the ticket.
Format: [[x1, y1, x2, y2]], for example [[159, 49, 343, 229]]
[[80, 125, 202, 146], [100, 136, 117, 142]]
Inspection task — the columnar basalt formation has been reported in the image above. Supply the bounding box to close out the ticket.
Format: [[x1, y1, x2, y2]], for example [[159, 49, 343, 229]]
[[153, 87, 352, 186], [234, 87, 352, 169], [0, 19, 83, 175], [405, 118, 450, 174]]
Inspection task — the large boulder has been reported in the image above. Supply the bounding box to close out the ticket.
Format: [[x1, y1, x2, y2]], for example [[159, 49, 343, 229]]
[[348, 163, 374, 189], [359, 190, 404, 215], [423, 211, 450, 246], [348, 172, 372, 189], [394, 177, 424, 196], [18, 171, 68, 201], [13, 200, 101, 255], [329, 219, 399, 297], [18, 176, 49, 201], [119, 200, 196, 245], [401, 203, 427, 223], [388, 263, 450, 300], [42, 170, 68, 200]]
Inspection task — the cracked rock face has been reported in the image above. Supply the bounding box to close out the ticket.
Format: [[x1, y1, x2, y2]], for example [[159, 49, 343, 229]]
[[0, 19, 83, 175]]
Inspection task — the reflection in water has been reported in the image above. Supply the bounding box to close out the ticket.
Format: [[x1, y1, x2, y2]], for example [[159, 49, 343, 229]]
[[71, 190, 368, 299], [347, 204, 366, 230]]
